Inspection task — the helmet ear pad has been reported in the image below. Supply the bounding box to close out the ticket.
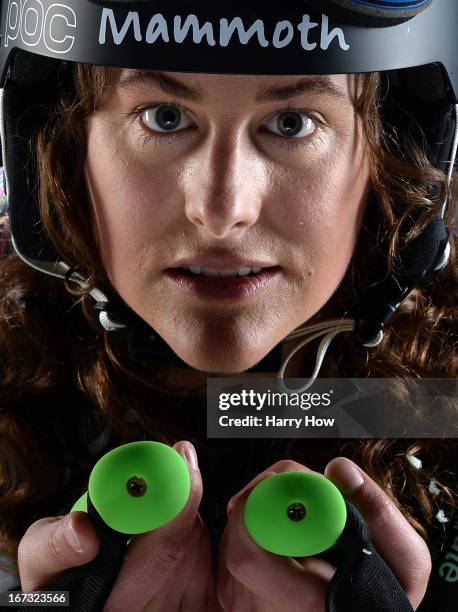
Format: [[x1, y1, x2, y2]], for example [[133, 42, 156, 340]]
[[2, 49, 74, 262], [305, 0, 433, 27]]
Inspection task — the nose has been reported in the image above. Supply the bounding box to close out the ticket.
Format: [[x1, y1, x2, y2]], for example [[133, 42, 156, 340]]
[[184, 132, 264, 238]]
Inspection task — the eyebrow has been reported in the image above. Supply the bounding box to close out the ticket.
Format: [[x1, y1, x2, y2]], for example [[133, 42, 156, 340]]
[[117, 70, 347, 103]]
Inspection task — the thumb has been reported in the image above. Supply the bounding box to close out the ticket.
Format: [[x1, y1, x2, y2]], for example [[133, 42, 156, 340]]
[[324, 456, 431, 609], [18, 511, 100, 593]]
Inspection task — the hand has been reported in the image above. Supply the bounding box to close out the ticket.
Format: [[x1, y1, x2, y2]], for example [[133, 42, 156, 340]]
[[216, 457, 431, 612], [18, 441, 217, 612]]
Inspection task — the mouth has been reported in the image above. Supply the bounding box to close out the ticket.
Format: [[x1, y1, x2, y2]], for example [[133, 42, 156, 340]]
[[170, 265, 279, 278], [164, 265, 282, 301]]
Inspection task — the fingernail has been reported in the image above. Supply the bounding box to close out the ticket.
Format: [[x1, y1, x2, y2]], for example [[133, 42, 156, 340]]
[[327, 458, 365, 495], [63, 515, 83, 552], [227, 498, 235, 518], [182, 442, 199, 471]]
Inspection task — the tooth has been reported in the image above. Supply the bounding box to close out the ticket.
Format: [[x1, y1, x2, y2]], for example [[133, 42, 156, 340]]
[[219, 269, 239, 277], [186, 265, 262, 277], [202, 268, 221, 277]]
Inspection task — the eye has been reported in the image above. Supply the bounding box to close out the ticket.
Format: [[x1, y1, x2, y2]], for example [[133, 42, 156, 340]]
[[265, 109, 317, 140], [141, 104, 193, 134]]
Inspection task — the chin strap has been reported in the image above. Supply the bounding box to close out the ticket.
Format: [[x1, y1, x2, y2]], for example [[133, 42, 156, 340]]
[[277, 318, 358, 393]]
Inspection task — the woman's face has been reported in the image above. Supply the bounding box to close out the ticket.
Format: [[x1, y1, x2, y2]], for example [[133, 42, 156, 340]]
[[85, 70, 371, 373]]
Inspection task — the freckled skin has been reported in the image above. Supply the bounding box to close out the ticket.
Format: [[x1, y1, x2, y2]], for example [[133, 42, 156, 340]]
[[85, 71, 371, 375]]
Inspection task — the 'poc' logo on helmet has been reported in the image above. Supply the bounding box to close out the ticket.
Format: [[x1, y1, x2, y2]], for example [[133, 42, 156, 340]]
[[4, 0, 76, 54]]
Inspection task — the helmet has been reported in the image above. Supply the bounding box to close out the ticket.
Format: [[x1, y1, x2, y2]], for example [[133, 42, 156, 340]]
[[0, 0, 457, 389]]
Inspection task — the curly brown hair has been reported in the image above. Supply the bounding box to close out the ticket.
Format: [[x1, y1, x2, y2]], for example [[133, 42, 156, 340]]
[[0, 64, 456, 574]]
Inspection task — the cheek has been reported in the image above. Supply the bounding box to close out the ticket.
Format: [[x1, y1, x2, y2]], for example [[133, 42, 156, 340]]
[[276, 147, 369, 270], [85, 121, 175, 275]]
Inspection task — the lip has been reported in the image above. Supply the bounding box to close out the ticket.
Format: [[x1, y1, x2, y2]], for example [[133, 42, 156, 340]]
[[164, 267, 281, 302], [170, 257, 277, 271]]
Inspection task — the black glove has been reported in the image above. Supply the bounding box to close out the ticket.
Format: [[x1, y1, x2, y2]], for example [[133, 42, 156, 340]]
[[324, 502, 414, 612]]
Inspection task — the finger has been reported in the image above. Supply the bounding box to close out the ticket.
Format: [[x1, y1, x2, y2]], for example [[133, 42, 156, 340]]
[[18, 512, 100, 593], [152, 513, 213, 612], [180, 513, 216, 612], [324, 457, 432, 609], [219, 460, 335, 612], [103, 440, 203, 612]]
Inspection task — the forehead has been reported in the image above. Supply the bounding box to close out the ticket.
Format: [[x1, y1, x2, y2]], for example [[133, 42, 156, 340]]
[[112, 69, 355, 104]]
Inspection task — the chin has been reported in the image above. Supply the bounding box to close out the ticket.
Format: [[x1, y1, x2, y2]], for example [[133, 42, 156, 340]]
[[172, 346, 266, 374]]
